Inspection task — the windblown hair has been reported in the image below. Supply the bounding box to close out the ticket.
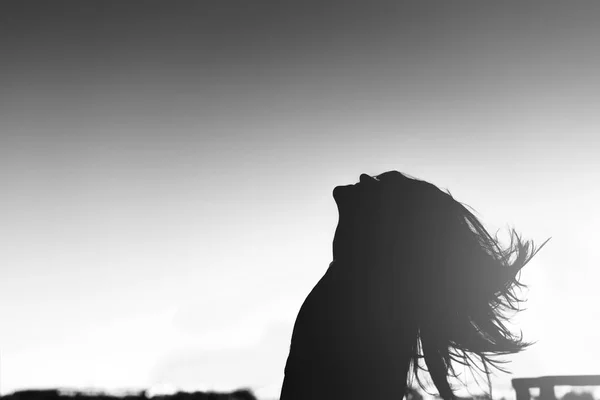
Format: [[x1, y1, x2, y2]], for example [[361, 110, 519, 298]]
[[396, 176, 551, 400]]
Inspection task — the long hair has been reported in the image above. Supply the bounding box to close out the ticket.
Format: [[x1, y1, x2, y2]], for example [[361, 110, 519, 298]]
[[391, 175, 551, 400]]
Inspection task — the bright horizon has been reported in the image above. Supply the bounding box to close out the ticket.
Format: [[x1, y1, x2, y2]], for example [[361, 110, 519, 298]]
[[1, 2, 599, 400]]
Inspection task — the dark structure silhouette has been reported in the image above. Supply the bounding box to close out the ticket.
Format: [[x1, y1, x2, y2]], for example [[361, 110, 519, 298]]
[[513, 375, 600, 400], [280, 171, 550, 400], [561, 391, 596, 400]]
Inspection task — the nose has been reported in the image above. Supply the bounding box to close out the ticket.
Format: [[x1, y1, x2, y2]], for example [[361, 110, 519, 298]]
[[359, 173, 376, 184]]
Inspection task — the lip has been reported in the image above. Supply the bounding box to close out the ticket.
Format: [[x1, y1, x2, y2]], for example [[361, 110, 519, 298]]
[[334, 184, 355, 191], [333, 184, 356, 198]]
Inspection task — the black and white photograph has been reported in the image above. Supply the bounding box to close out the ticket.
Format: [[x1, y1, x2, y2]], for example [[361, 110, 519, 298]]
[[1, 2, 599, 400]]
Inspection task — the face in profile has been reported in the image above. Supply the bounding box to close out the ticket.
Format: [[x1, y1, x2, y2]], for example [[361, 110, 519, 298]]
[[332, 171, 415, 255], [333, 171, 410, 219]]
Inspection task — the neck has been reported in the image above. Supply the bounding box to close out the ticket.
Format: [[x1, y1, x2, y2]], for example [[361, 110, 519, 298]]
[[333, 236, 397, 268]]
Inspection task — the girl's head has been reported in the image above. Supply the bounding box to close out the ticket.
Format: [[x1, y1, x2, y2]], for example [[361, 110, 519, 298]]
[[333, 171, 550, 399]]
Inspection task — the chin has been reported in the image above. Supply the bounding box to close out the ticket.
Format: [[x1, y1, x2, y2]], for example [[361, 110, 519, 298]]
[[332, 184, 355, 201], [332, 185, 342, 203]]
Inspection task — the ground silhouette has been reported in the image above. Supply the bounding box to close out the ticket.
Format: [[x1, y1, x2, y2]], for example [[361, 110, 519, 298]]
[[280, 171, 550, 400], [0, 389, 256, 400]]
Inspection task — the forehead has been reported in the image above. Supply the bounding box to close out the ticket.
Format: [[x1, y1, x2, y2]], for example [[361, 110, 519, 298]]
[[375, 171, 408, 182], [375, 171, 402, 178]]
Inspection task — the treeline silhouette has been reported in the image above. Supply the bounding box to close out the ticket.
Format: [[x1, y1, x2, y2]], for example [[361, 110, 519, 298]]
[[0, 389, 256, 400]]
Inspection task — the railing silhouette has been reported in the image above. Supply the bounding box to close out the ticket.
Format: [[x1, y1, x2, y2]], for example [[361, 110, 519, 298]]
[[512, 375, 600, 400]]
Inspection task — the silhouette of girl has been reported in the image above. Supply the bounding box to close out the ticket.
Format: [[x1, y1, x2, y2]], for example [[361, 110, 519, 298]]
[[280, 171, 549, 400]]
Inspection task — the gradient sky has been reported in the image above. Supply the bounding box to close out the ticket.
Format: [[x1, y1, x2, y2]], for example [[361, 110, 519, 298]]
[[1, 2, 599, 399]]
